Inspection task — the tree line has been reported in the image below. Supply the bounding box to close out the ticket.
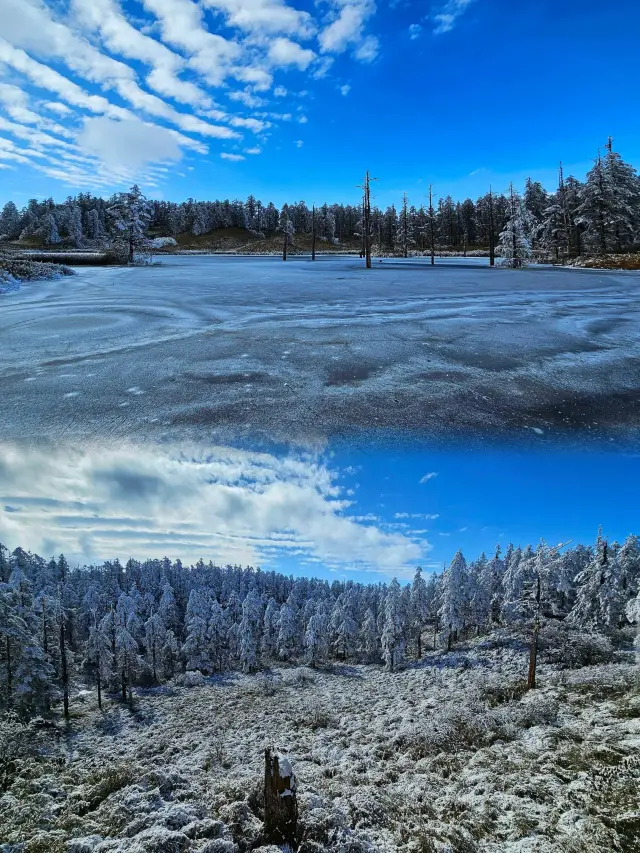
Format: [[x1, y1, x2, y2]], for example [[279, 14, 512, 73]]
[[1, 529, 639, 718], [1, 140, 638, 260]]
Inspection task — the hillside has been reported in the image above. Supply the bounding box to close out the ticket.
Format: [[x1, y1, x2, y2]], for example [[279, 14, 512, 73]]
[[2, 633, 639, 853]]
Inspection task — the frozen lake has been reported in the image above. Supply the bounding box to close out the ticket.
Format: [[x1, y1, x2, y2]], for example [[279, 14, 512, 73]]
[[2, 255, 640, 448]]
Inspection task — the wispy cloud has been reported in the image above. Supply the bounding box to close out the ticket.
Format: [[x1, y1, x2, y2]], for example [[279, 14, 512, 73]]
[[408, 23, 422, 39], [419, 471, 439, 483], [432, 0, 475, 34], [0, 443, 426, 576], [0, 0, 382, 189]]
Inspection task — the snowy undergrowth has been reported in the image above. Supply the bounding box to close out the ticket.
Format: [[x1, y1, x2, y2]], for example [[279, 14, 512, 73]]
[[0, 252, 75, 293], [2, 640, 639, 853]]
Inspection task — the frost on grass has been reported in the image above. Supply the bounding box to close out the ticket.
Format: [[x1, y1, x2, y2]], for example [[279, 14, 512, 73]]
[[2, 637, 639, 853], [0, 249, 75, 293]]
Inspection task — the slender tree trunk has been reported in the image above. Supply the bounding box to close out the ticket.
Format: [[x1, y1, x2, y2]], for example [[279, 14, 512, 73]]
[[488, 188, 495, 267], [60, 618, 69, 718], [152, 641, 157, 684], [416, 629, 421, 660], [97, 670, 102, 710], [6, 637, 12, 706], [283, 229, 288, 261], [311, 206, 316, 261], [42, 601, 48, 656], [527, 621, 539, 690], [129, 237, 134, 264]]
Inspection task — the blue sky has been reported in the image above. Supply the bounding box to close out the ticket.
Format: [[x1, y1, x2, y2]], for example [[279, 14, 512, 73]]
[[1, 0, 639, 207], [1, 441, 637, 583]]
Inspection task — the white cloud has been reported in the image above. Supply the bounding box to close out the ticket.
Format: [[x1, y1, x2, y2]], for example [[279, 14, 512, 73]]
[[354, 34, 379, 62], [244, 146, 261, 154], [319, 0, 377, 60], [70, 0, 212, 108], [408, 23, 422, 39], [432, 0, 475, 34], [42, 101, 72, 115], [339, 83, 351, 95], [294, 139, 303, 147], [78, 116, 182, 169], [419, 472, 438, 483], [221, 152, 245, 160], [268, 37, 316, 70], [0, 443, 425, 575], [297, 114, 308, 123], [273, 85, 287, 97], [202, 0, 316, 38]]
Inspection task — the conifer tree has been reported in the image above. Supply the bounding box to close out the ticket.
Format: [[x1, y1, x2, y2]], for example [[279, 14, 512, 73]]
[[497, 184, 533, 267], [381, 578, 406, 671], [439, 551, 467, 650]]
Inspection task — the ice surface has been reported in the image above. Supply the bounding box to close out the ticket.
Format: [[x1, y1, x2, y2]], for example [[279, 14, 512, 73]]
[[1, 255, 640, 448]]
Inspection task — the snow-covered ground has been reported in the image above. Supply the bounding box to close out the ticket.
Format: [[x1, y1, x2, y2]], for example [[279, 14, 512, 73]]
[[2, 637, 639, 853], [1, 255, 640, 448]]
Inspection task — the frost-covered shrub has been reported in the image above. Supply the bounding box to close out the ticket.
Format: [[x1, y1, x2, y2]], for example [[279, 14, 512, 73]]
[[541, 626, 615, 668], [0, 250, 75, 285], [150, 237, 177, 249], [67, 836, 103, 853], [0, 713, 50, 792], [180, 670, 206, 688], [200, 841, 238, 853], [127, 827, 190, 853], [217, 801, 261, 851]]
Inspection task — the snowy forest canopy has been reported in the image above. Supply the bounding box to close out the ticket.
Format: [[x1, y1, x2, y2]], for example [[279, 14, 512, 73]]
[[1, 142, 639, 257], [2, 530, 640, 718]]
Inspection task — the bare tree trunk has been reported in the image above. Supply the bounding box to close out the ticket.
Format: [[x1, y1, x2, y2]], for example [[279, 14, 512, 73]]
[[488, 187, 495, 267], [264, 749, 298, 849], [429, 185, 435, 266], [6, 637, 11, 706], [97, 670, 102, 710], [60, 617, 69, 718], [311, 206, 316, 261], [283, 229, 288, 261], [527, 620, 539, 690], [416, 628, 421, 660]]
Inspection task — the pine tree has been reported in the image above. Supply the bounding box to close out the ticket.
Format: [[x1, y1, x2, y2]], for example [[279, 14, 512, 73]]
[[261, 597, 280, 661], [360, 607, 379, 663], [107, 185, 152, 263], [381, 578, 406, 672], [540, 164, 571, 261], [182, 589, 210, 672], [85, 612, 112, 709], [497, 185, 533, 267], [115, 593, 141, 702], [410, 567, 429, 659], [277, 602, 297, 661], [439, 551, 467, 650], [304, 603, 328, 667]]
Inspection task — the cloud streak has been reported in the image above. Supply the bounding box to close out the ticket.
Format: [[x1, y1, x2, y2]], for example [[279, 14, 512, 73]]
[[0, 443, 426, 576]]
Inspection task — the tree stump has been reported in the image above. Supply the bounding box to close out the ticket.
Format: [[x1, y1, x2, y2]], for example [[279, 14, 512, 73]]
[[264, 748, 298, 849]]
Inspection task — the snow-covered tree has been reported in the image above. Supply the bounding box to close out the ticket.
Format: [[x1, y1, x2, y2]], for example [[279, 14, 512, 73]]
[[381, 578, 406, 671], [439, 551, 468, 650], [304, 603, 329, 667], [277, 602, 297, 661], [261, 597, 280, 661], [410, 567, 429, 658], [107, 185, 152, 263], [115, 593, 141, 702], [360, 607, 379, 663], [182, 589, 211, 672], [497, 185, 533, 267], [85, 612, 112, 708]]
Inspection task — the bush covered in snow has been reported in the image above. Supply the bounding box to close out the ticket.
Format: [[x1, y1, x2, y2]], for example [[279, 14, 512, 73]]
[[150, 237, 178, 249], [0, 249, 75, 290]]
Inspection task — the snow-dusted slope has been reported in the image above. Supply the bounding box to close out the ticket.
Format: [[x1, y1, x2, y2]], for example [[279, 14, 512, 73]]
[[2, 638, 638, 853]]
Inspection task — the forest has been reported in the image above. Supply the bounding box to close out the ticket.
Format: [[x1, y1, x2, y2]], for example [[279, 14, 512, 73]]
[[2, 530, 639, 720], [1, 141, 639, 260]]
